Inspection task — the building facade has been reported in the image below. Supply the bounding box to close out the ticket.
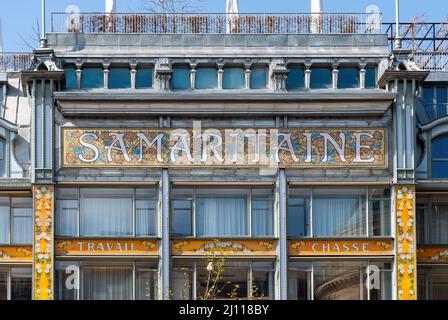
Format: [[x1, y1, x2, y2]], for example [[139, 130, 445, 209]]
[[0, 12, 447, 300]]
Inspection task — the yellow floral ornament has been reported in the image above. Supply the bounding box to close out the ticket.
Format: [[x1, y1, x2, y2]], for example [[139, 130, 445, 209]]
[[33, 185, 54, 300], [395, 185, 416, 300]]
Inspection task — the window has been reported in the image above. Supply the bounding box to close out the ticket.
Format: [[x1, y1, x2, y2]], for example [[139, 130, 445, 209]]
[[172, 66, 190, 90], [55, 261, 158, 300], [289, 260, 392, 300], [310, 67, 332, 89], [287, 66, 305, 90], [81, 67, 104, 89], [432, 134, 448, 178], [109, 67, 131, 89], [55, 188, 158, 237], [418, 267, 448, 300], [64, 66, 77, 89], [250, 67, 268, 89], [222, 67, 245, 89], [365, 66, 377, 89], [417, 196, 448, 244], [422, 87, 448, 118], [136, 67, 153, 89], [0, 268, 32, 300], [172, 260, 274, 300], [287, 187, 391, 237], [0, 197, 33, 244], [338, 67, 360, 89], [0, 138, 5, 177], [171, 187, 274, 237], [195, 67, 217, 89]]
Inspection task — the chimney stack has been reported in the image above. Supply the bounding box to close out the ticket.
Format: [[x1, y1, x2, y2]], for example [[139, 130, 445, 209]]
[[311, 0, 324, 34], [105, 0, 116, 15], [311, 0, 323, 13]]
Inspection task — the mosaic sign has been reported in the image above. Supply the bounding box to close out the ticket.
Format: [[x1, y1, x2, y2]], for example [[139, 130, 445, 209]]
[[62, 127, 386, 168], [0, 246, 32, 263], [172, 240, 275, 256], [289, 240, 394, 256], [417, 247, 448, 263], [55, 239, 158, 257]]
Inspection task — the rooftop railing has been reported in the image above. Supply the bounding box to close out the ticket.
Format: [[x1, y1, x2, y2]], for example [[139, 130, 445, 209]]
[[413, 52, 448, 71], [0, 53, 32, 72], [51, 12, 383, 34]]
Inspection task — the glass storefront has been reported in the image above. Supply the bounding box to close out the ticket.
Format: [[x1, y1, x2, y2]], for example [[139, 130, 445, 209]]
[[418, 266, 448, 300], [54, 261, 159, 300], [172, 260, 275, 300], [0, 267, 32, 300], [288, 260, 392, 300], [417, 195, 448, 244]]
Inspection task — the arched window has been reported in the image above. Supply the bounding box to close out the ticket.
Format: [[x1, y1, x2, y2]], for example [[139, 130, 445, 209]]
[[0, 138, 5, 177], [432, 134, 448, 178]]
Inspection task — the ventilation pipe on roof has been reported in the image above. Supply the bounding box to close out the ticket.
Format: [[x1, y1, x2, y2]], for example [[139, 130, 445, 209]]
[[311, 0, 323, 34], [106, 0, 116, 15], [394, 0, 402, 49], [226, 0, 239, 33]]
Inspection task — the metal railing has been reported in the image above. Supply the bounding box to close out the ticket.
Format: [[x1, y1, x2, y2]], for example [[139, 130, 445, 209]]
[[424, 103, 448, 122], [413, 52, 448, 71], [51, 12, 383, 34], [0, 53, 32, 72]]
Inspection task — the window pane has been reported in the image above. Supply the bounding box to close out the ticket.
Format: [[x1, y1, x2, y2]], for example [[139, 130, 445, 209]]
[[250, 67, 267, 89], [0, 272, 7, 300], [369, 188, 391, 236], [82, 265, 133, 300], [252, 262, 275, 300], [136, 264, 157, 300], [287, 67, 305, 89], [436, 87, 448, 104], [136, 194, 157, 237], [288, 191, 311, 237], [172, 268, 193, 300], [432, 135, 448, 158], [0, 198, 9, 243], [313, 189, 366, 236], [64, 66, 77, 89], [81, 67, 104, 89], [109, 68, 131, 89], [288, 263, 312, 300], [11, 198, 32, 244], [365, 67, 377, 89], [80, 189, 133, 236], [223, 68, 245, 89], [195, 67, 217, 89], [136, 67, 153, 89], [55, 262, 78, 300], [196, 193, 247, 236], [56, 188, 78, 237], [0, 140, 4, 177], [10, 268, 32, 300], [251, 189, 274, 237], [417, 200, 448, 244], [172, 189, 193, 236], [338, 67, 360, 89], [310, 67, 332, 89], [432, 160, 448, 179], [172, 66, 190, 90], [313, 261, 367, 300]]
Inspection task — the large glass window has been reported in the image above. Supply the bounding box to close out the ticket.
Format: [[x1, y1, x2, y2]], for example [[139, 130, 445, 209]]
[[195, 67, 217, 89], [432, 134, 448, 178], [417, 195, 448, 244], [222, 67, 245, 90], [250, 67, 268, 89], [0, 197, 33, 244], [418, 266, 448, 300], [171, 187, 274, 237], [287, 66, 305, 90], [288, 187, 391, 238], [0, 268, 32, 300], [136, 67, 153, 89], [365, 66, 377, 89], [338, 67, 360, 89], [289, 260, 392, 300], [64, 66, 77, 89], [55, 188, 158, 237], [422, 86, 448, 118], [55, 261, 158, 300], [310, 67, 332, 89], [109, 67, 131, 89], [172, 260, 274, 300], [172, 66, 190, 90], [80, 67, 104, 89]]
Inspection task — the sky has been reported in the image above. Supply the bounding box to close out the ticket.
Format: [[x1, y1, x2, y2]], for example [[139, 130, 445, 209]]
[[0, 0, 447, 52]]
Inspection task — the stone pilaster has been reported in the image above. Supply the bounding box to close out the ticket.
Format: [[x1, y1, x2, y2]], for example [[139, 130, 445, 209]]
[[394, 185, 417, 300], [32, 185, 54, 300]]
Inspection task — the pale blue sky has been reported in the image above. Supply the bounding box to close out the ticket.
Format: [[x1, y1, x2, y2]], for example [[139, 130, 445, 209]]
[[1, 0, 447, 51]]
